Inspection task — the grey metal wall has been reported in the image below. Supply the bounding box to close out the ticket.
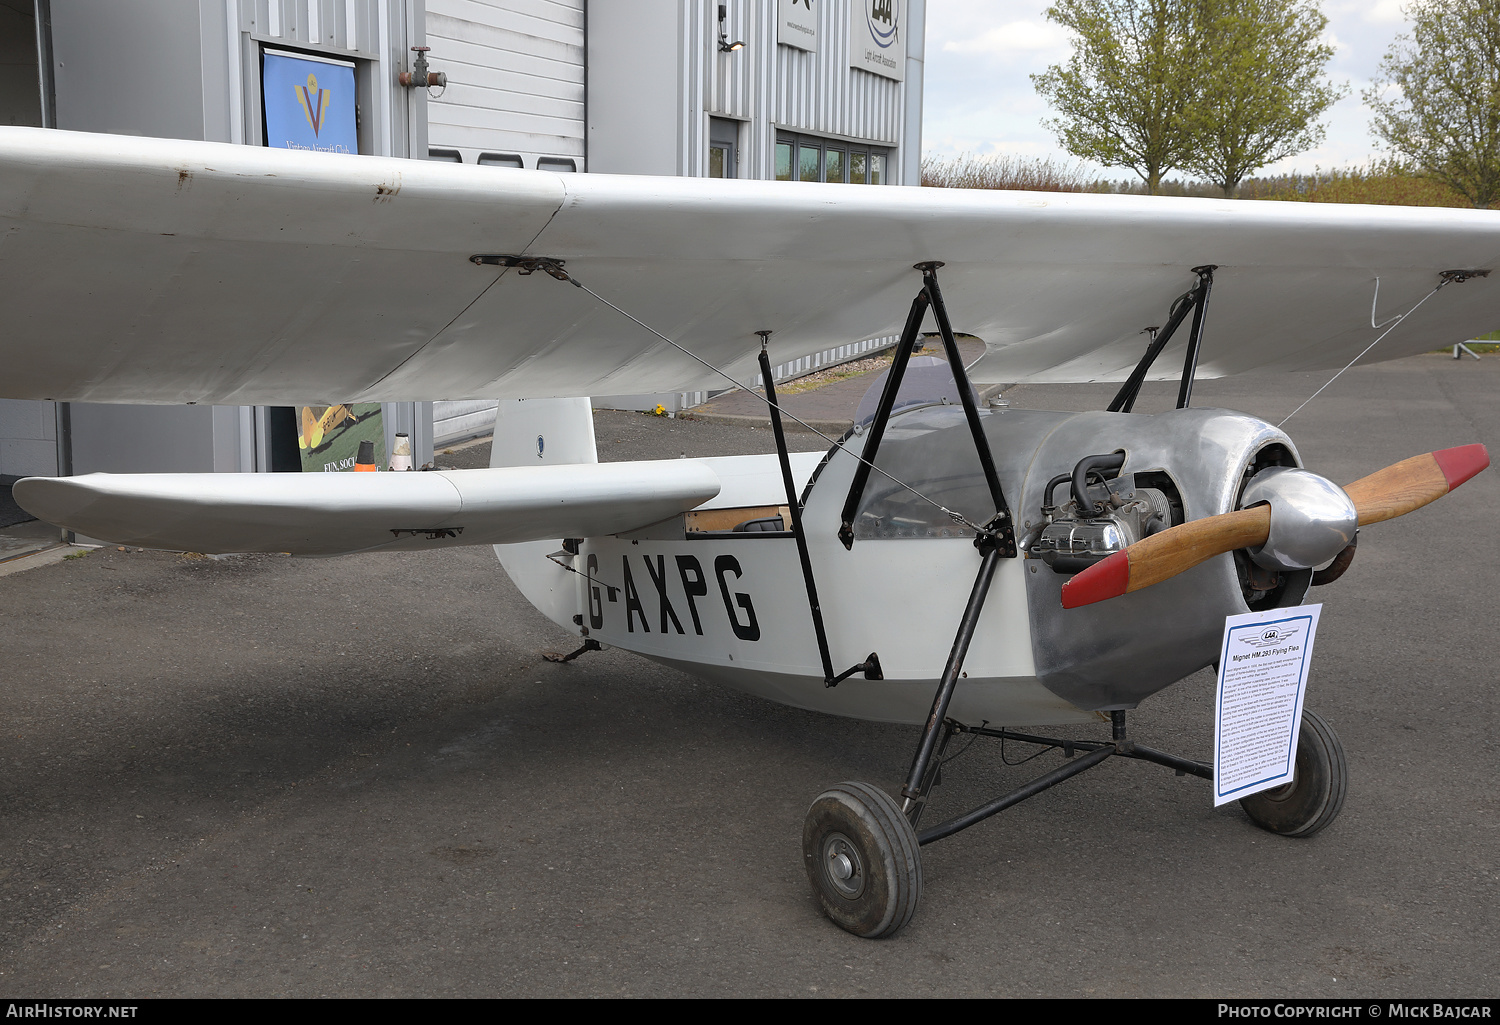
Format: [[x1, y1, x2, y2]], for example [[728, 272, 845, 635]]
[[772, 1, 903, 146], [237, 0, 426, 158], [425, 0, 585, 168], [685, 0, 911, 181], [246, 0, 380, 53], [586, 1, 680, 177]]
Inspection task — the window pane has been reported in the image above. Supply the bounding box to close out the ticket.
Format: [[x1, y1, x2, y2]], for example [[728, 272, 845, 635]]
[[871, 153, 885, 185], [709, 145, 726, 179], [825, 148, 844, 183], [775, 142, 792, 181], [799, 145, 821, 182], [849, 151, 867, 184]]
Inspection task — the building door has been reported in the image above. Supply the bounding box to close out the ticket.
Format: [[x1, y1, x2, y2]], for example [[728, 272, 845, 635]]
[[708, 117, 737, 178]]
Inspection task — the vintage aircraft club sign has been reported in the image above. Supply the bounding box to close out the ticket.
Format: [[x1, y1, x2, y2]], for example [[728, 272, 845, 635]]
[[262, 49, 357, 154]]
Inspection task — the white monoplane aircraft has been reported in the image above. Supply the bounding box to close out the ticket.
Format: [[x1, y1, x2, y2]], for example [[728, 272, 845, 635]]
[[1, 128, 1491, 938]]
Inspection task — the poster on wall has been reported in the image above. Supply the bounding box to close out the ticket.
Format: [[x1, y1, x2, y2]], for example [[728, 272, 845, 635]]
[[778, 0, 818, 52], [297, 404, 385, 472], [849, 0, 905, 81], [262, 48, 358, 154]]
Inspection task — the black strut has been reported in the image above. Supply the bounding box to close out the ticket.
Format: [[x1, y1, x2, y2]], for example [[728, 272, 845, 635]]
[[838, 263, 1016, 556], [922, 264, 1016, 555], [1108, 266, 1215, 414], [837, 289, 930, 549], [758, 339, 880, 689], [1175, 266, 1215, 409], [912, 711, 1213, 846], [900, 537, 1003, 820]]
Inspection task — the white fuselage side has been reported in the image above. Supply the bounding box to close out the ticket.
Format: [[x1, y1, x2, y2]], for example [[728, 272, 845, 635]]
[[496, 425, 1095, 728]]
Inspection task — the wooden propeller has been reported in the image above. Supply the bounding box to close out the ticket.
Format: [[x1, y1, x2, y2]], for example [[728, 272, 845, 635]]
[[1060, 444, 1489, 609]]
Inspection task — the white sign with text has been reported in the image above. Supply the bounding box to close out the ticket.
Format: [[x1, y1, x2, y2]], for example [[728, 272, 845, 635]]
[[778, 0, 818, 52], [1213, 604, 1322, 806], [849, 0, 904, 81]]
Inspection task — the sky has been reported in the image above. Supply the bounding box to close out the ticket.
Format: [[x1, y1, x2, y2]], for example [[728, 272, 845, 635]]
[[921, 0, 1415, 181]]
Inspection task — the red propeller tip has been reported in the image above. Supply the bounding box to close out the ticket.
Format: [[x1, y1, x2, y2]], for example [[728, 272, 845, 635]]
[[1433, 443, 1489, 492], [1060, 550, 1130, 609]]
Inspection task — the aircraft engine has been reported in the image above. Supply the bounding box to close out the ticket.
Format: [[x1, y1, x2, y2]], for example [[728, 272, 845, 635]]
[[1027, 451, 1176, 575]]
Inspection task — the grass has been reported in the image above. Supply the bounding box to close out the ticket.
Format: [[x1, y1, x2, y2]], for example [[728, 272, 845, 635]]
[[922, 154, 1482, 208], [921, 153, 1106, 192], [770, 335, 983, 395], [776, 353, 894, 394], [1436, 332, 1500, 354], [1239, 160, 1474, 207]]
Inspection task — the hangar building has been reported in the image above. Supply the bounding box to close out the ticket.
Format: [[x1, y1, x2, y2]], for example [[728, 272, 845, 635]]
[[0, 0, 925, 493]]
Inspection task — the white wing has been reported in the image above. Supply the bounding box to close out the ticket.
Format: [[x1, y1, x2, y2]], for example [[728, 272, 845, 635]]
[[12, 462, 720, 556], [2, 126, 1499, 404]]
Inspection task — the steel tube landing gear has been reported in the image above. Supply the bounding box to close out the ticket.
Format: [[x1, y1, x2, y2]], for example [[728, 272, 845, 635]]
[[803, 708, 1347, 938]]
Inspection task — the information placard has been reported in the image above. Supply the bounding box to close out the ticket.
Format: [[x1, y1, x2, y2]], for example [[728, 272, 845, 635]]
[[1213, 604, 1322, 806]]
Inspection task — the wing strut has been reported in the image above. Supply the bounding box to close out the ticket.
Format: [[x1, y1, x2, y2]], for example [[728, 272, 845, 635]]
[[1108, 265, 1216, 413], [758, 335, 882, 689], [836, 262, 1018, 556]]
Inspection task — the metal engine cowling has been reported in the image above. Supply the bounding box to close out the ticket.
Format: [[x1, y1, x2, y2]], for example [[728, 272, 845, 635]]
[[1017, 407, 1312, 711]]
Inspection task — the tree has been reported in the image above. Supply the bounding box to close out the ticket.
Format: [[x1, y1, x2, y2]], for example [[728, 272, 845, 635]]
[[1186, 0, 1344, 197], [1365, 0, 1500, 208], [1033, 0, 1343, 197], [1031, 0, 1201, 195]]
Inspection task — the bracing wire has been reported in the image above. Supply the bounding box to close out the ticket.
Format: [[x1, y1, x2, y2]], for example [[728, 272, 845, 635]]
[[1279, 278, 1448, 427], [556, 269, 991, 535]]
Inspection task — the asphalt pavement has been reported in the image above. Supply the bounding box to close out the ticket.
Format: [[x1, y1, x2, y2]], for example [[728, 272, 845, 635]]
[[0, 354, 1496, 998]]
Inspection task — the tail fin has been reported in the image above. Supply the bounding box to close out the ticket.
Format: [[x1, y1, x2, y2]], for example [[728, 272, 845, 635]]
[[489, 397, 597, 469], [491, 398, 597, 631]]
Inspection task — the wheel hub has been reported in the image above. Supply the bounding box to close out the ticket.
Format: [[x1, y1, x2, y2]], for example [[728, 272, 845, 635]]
[[821, 832, 865, 899]]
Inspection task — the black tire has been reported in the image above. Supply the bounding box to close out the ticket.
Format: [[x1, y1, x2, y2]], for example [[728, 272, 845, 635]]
[[802, 781, 922, 938], [1239, 709, 1347, 837]]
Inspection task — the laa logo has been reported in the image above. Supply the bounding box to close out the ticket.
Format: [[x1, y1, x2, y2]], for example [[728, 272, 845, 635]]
[[297, 73, 329, 137], [1238, 624, 1303, 646], [865, 0, 899, 47]]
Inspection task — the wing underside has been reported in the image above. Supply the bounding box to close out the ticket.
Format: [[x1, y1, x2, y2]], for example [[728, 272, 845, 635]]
[[2, 127, 1499, 405]]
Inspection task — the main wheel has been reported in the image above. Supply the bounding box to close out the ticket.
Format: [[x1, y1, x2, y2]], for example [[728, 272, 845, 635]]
[[802, 781, 922, 938], [1239, 708, 1347, 837]]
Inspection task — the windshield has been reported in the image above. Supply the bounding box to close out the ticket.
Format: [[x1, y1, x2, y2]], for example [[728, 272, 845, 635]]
[[849, 405, 1066, 541], [851, 405, 988, 540], [852, 356, 979, 427]]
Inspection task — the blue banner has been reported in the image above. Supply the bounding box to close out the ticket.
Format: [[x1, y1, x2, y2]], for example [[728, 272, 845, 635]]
[[262, 51, 357, 154]]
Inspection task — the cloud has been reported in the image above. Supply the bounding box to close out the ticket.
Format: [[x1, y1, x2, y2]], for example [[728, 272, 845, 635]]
[[1363, 0, 1408, 25], [941, 20, 1070, 59]]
